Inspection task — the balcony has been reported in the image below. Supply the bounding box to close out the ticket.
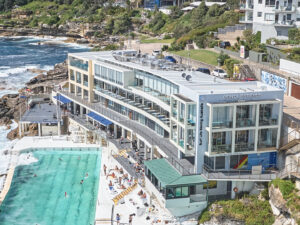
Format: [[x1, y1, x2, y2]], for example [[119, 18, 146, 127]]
[[240, 3, 254, 10], [94, 87, 170, 127], [273, 5, 296, 12], [235, 143, 255, 152], [132, 86, 171, 106], [259, 117, 278, 126], [212, 121, 233, 129], [202, 166, 277, 181], [69, 58, 88, 71], [236, 118, 255, 127], [239, 15, 253, 23], [274, 20, 295, 27], [58, 90, 194, 175], [211, 144, 232, 154]]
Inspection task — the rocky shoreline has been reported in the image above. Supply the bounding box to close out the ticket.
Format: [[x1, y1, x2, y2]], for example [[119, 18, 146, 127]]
[[0, 62, 68, 140]]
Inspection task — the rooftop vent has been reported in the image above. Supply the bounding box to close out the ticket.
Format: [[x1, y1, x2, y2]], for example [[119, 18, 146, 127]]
[[186, 75, 192, 81], [182, 73, 186, 78]]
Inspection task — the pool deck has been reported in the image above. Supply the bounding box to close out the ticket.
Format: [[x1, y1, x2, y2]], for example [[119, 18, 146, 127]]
[[0, 164, 15, 204]]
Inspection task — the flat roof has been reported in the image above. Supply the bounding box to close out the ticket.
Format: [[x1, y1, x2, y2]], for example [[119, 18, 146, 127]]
[[69, 51, 282, 95], [173, 94, 194, 103], [21, 103, 60, 123], [144, 159, 207, 187]]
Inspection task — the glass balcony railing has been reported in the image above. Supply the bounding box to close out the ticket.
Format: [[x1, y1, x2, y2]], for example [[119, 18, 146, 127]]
[[212, 121, 233, 129], [259, 117, 278, 126], [235, 143, 255, 152], [83, 81, 88, 87], [211, 144, 232, 154], [70, 59, 88, 71], [179, 139, 184, 148], [236, 118, 255, 127], [133, 86, 171, 105]]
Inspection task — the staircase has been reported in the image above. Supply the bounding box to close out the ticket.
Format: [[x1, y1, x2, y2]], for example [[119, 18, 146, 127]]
[[280, 129, 300, 151], [112, 180, 138, 205], [239, 64, 256, 80]]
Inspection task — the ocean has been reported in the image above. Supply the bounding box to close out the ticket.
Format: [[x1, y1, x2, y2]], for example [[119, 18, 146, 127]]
[[0, 36, 89, 152]]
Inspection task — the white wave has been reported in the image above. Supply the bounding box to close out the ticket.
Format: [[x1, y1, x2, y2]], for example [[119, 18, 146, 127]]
[[0, 66, 10, 69], [0, 72, 9, 78], [0, 120, 18, 153]]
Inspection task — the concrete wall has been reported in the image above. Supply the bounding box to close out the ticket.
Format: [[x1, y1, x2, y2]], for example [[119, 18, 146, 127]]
[[253, 23, 289, 43], [41, 125, 58, 136], [214, 46, 241, 58], [280, 59, 300, 77], [164, 52, 216, 71]]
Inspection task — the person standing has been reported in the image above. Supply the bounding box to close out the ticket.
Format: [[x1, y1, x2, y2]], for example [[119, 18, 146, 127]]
[[116, 213, 120, 225], [128, 214, 133, 225], [103, 164, 107, 176]]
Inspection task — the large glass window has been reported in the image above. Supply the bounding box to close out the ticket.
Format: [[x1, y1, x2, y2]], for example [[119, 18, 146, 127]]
[[212, 106, 233, 129], [116, 71, 123, 85], [70, 69, 74, 81], [259, 103, 279, 126], [235, 130, 255, 152], [187, 129, 195, 151], [172, 99, 178, 118], [187, 104, 196, 126], [76, 72, 81, 84], [179, 126, 185, 148], [179, 102, 185, 123], [258, 128, 278, 150], [83, 74, 88, 87], [211, 131, 232, 154], [166, 186, 190, 199], [230, 155, 248, 169], [236, 105, 256, 127]]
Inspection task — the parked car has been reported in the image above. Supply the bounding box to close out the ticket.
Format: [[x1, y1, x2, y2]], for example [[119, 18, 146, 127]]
[[212, 69, 228, 78], [196, 67, 211, 75], [244, 77, 256, 81], [152, 50, 161, 57], [219, 41, 231, 49], [164, 56, 177, 63]]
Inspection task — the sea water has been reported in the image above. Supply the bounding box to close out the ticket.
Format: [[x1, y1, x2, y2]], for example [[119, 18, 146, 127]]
[[0, 149, 102, 225], [0, 36, 88, 97], [0, 37, 88, 152]]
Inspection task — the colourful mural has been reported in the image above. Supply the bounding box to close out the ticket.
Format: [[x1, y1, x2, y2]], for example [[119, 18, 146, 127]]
[[261, 71, 287, 93]]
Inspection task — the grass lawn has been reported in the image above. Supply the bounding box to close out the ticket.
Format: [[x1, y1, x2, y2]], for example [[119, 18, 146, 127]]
[[140, 38, 174, 44], [170, 49, 219, 66]]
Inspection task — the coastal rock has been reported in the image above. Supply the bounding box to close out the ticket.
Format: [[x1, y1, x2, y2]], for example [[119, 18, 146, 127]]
[[6, 127, 19, 140], [269, 184, 289, 213]]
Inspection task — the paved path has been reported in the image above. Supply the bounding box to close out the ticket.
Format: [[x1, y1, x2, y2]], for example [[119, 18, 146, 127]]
[[283, 95, 300, 125]]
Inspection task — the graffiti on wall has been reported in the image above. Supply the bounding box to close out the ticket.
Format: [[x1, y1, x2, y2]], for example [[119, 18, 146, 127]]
[[261, 71, 287, 93]]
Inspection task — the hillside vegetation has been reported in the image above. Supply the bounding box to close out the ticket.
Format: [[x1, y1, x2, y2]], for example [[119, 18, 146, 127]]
[[0, 0, 240, 50]]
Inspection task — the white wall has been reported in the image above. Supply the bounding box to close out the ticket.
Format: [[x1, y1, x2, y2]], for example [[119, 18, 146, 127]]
[[280, 59, 300, 77]]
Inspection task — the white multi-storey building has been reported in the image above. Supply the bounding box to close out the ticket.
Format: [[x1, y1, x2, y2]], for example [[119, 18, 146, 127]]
[[240, 0, 300, 42], [53, 50, 284, 216]]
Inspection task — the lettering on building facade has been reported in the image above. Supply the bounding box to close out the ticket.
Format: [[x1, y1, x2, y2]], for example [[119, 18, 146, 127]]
[[199, 103, 204, 145]]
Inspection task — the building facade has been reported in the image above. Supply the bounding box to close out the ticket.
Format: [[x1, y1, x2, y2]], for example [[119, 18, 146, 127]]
[[240, 0, 300, 42], [54, 50, 284, 215]]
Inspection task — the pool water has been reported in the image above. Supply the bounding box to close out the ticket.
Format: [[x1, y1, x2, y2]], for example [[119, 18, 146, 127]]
[[0, 149, 101, 225]]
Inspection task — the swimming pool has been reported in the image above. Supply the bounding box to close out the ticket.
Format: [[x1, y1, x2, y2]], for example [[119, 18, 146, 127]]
[[0, 148, 101, 225]]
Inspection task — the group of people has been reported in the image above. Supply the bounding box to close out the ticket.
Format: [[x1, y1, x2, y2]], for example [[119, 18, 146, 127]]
[[116, 213, 135, 225]]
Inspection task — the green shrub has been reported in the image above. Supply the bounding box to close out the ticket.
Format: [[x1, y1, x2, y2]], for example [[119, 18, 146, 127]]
[[271, 179, 295, 199], [217, 52, 230, 66]]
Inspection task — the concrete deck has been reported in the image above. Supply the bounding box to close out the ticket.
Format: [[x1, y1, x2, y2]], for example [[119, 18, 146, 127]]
[[283, 95, 300, 125]]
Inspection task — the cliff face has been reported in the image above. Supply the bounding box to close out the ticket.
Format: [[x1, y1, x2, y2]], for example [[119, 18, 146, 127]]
[[269, 182, 300, 225]]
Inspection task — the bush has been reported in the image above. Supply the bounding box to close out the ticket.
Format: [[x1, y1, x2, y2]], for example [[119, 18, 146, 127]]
[[217, 52, 230, 66], [161, 45, 169, 51], [270, 179, 295, 199], [224, 58, 240, 77]]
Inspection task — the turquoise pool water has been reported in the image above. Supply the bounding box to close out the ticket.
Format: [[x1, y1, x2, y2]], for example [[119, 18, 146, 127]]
[[0, 148, 101, 225]]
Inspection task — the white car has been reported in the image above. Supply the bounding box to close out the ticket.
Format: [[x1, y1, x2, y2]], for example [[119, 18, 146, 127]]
[[152, 50, 161, 57], [212, 69, 228, 78]]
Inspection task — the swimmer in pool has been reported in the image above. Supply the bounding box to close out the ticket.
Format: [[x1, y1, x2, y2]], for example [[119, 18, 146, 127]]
[[80, 179, 84, 184]]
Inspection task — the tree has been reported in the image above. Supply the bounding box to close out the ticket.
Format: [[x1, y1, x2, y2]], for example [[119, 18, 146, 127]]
[[105, 18, 114, 35], [191, 2, 208, 27]]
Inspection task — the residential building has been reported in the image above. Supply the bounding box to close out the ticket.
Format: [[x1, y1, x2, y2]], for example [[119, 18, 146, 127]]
[[53, 50, 284, 216], [240, 0, 300, 42]]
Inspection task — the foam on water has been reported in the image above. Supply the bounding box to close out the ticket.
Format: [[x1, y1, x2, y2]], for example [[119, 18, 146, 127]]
[[0, 121, 18, 153]]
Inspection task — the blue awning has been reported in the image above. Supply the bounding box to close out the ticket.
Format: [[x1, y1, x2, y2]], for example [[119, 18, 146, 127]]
[[87, 112, 113, 126], [54, 95, 72, 104]]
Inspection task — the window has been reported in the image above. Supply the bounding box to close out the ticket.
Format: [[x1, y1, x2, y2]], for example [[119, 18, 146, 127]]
[[265, 0, 275, 6], [181, 187, 189, 197], [287, 14, 291, 20], [76, 72, 81, 84], [277, 30, 282, 36], [265, 13, 275, 21], [258, 0, 262, 3], [298, 1, 300, 7], [83, 74, 88, 87], [166, 186, 190, 199], [257, 12, 262, 17], [70, 69, 74, 81]]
